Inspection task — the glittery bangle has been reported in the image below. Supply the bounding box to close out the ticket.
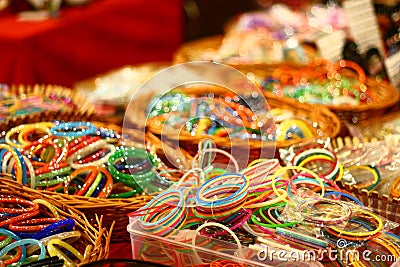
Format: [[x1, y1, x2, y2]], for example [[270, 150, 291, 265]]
[[50, 121, 97, 137]]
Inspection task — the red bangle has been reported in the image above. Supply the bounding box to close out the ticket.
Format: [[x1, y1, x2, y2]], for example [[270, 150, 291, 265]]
[[34, 161, 69, 175], [8, 218, 60, 232], [67, 136, 100, 157], [0, 198, 38, 214], [0, 209, 40, 227], [64, 166, 98, 196], [67, 135, 95, 149], [96, 167, 114, 199], [3, 245, 22, 265], [77, 148, 108, 164]]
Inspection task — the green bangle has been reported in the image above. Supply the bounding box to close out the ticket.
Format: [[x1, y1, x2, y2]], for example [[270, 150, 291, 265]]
[[251, 207, 298, 229], [108, 147, 156, 190], [85, 172, 103, 197], [35, 176, 69, 187], [34, 167, 72, 182], [0, 235, 12, 249], [108, 190, 140, 198]]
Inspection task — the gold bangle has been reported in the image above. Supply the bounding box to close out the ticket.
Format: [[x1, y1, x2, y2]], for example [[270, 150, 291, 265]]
[[47, 239, 84, 267], [33, 199, 61, 219], [329, 210, 383, 237], [27, 231, 81, 255], [5, 122, 54, 149]]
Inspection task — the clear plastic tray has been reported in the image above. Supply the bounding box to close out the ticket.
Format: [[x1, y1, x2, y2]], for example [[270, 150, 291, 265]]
[[127, 219, 321, 267]]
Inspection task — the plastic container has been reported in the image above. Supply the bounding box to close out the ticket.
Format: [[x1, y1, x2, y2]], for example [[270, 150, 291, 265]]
[[127, 219, 321, 267]]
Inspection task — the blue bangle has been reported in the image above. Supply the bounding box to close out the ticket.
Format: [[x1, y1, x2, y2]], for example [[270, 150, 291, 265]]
[[0, 228, 26, 261], [324, 191, 364, 206], [0, 238, 46, 262], [50, 122, 97, 137], [0, 148, 27, 186], [196, 173, 247, 206], [32, 218, 75, 240]]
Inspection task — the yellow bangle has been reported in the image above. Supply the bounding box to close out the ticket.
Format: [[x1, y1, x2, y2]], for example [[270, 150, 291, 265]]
[[27, 231, 81, 255], [47, 239, 84, 267], [344, 165, 379, 191], [329, 209, 383, 237], [33, 199, 61, 219], [6, 122, 54, 148], [244, 189, 288, 208], [270, 166, 325, 201]]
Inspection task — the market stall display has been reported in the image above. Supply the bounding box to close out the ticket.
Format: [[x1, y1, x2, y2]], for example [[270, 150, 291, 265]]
[[127, 145, 400, 267], [0, 120, 184, 242], [142, 85, 340, 165], [236, 61, 399, 122], [0, 178, 110, 266]]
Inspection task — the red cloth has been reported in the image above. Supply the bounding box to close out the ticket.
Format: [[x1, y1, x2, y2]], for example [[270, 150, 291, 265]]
[[0, 0, 182, 87], [109, 242, 132, 259]]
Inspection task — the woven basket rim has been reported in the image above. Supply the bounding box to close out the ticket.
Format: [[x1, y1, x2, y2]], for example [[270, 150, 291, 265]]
[[146, 86, 341, 149], [235, 64, 400, 116], [0, 177, 112, 263], [0, 84, 95, 128]]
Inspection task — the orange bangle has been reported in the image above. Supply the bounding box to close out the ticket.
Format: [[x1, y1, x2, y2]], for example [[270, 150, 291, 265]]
[[64, 166, 98, 196], [390, 176, 400, 199]]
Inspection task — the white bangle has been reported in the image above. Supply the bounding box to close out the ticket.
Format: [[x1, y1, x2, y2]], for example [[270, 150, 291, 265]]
[[192, 222, 244, 265], [67, 140, 115, 168]]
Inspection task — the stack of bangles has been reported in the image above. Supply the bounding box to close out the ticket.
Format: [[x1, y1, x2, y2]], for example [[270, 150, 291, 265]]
[[147, 91, 318, 142], [261, 59, 375, 106], [1, 121, 170, 198], [0, 196, 87, 266], [129, 145, 399, 266]]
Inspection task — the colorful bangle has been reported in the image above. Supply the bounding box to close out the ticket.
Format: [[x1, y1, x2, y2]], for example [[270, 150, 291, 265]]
[[390, 176, 400, 199], [344, 165, 381, 191], [139, 189, 186, 237], [328, 210, 383, 238], [47, 239, 84, 267], [0, 238, 45, 262], [108, 147, 156, 191], [50, 121, 96, 137], [0, 145, 25, 184], [32, 218, 75, 240], [5, 122, 54, 149], [9, 218, 60, 232]]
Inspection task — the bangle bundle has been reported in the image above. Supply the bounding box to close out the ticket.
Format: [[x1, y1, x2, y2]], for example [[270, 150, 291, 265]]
[[261, 60, 374, 106], [0, 195, 88, 266], [147, 91, 317, 142], [1, 121, 166, 198], [130, 141, 400, 266]]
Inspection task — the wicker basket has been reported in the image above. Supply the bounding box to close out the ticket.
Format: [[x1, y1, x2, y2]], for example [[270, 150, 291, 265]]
[[173, 35, 317, 66], [145, 85, 341, 164], [0, 178, 111, 263], [0, 121, 161, 242], [332, 136, 400, 234], [0, 84, 95, 131], [234, 64, 400, 123]]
